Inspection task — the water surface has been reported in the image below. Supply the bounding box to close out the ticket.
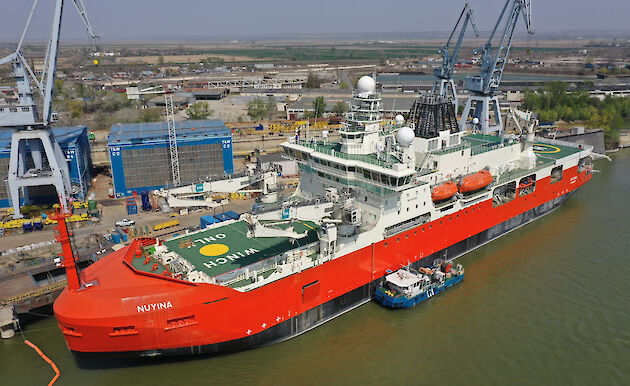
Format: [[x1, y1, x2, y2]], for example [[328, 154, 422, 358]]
[[2, 151, 629, 385]]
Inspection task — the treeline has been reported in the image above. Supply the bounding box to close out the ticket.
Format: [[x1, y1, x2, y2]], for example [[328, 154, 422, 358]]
[[53, 80, 162, 130], [522, 82, 630, 148]]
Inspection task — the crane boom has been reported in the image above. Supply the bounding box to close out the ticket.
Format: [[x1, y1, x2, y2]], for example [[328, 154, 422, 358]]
[[0, 0, 99, 127], [0, 0, 98, 219], [433, 3, 478, 82], [465, 0, 532, 96], [432, 3, 478, 112], [459, 0, 532, 134]]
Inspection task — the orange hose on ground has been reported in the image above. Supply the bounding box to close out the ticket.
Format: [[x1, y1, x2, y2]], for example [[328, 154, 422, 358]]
[[24, 340, 60, 385]]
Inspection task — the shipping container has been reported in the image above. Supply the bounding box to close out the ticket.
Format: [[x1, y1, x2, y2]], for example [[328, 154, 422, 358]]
[[223, 210, 240, 220], [200, 215, 219, 228]]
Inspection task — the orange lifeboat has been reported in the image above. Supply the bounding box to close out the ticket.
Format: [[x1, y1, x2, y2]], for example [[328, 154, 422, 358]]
[[458, 170, 493, 193], [431, 181, 459, 202]]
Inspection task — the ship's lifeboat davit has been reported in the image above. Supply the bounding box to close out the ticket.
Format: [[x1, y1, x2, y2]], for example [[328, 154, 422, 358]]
[[431, 181, 458, 202], [458, 170, 493, 193]]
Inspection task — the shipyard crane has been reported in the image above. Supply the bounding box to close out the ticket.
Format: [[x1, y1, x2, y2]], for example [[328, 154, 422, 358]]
[[431, 2, 478, 113], [0, 0, 98, 218], [459, 0, 532, 134]]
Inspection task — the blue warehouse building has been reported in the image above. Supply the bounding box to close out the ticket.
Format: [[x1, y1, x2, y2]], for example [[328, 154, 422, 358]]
[[0, 126, 93, 207], [108, 120, 233, 197]]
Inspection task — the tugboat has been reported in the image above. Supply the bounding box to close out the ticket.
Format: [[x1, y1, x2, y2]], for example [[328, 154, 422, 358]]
[[374, 262, 464, 308]]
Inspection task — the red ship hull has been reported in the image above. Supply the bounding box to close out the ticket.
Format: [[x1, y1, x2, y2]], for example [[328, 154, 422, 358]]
[[54, 166, 591, 356]]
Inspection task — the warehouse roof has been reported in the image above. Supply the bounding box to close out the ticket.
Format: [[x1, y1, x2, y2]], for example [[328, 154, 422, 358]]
[[108, 119, 230, 144], [0, 126, 87, 152]]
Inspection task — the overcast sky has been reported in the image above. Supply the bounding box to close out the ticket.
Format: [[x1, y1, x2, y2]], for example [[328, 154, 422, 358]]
[[1, 0, 629, 42]]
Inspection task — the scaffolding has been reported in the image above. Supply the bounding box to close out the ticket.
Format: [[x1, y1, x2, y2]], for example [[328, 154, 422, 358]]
[[165, 95, 180, 187]]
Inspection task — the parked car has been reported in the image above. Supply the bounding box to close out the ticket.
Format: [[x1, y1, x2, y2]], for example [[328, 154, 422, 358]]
[[115, 218, 135, 227]]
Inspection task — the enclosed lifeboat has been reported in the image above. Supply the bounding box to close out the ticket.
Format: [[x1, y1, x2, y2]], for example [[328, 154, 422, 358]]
[[431, 181, 458, 202], [458, 170, 493, 193]]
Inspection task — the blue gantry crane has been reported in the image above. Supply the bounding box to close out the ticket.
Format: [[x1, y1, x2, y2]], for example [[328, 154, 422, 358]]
[[459, 0, 532, 134], [0, 0, 98, 218], [432, 2, 478, 113]]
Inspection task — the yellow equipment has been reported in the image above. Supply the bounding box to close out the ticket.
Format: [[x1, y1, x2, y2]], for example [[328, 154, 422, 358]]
[[154, 219, 179, 231]]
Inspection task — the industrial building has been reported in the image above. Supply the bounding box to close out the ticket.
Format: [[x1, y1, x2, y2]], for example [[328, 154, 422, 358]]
[[256, 153, 298, 177], [108, 120, 233, 197], [285, 92, 420, 119], [0, 126, 93, 207]]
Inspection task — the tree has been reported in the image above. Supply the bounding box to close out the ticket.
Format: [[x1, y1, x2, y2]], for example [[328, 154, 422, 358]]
[[68, 100, 84, 118], [332, 101, 347, 116], [92, 90, 131, 113], [305, 72, 321, 89], [54, 79, 66, 98], [247, 97, 267, 121], [139, 107, 162, 122], [339, 81, 349, 90], [158, 55, 165, 65], [265, 96, 277, 120], [312, 96, 326, 118], [186, 101, 212, 120]]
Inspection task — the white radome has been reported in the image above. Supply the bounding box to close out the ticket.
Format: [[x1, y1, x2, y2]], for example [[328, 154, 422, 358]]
[[357, 76, 376, 95], [472, 117, 480, 125], [396, 126, 415, 146], [394, 114, 405, 125], [322, 130, 329, 138]]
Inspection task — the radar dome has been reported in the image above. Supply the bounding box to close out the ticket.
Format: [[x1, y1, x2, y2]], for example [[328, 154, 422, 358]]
[[396, 126, 415, 146], [394, 114, 405, 125], [357, 76, 376, 95], [472, 117, 479, 125]]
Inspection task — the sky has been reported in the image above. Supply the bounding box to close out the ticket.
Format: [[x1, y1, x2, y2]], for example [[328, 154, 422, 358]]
[[1, 0, 629, 42]]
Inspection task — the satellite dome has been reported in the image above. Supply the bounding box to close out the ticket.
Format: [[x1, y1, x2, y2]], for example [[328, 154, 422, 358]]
[[394, 114, 405, 125], [472, 117, 480, 125], [396, 126, 415, 146], [357, 76, 376, 95]]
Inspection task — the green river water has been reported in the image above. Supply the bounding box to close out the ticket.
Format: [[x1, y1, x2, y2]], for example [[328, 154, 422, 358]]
[[2, 151, 630, 386]]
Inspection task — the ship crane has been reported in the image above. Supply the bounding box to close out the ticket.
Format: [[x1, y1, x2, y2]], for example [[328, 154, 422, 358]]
[[431, 2, 479, 113], [242, 213, 308, 240], [459, 0, 532, 134], [0, 0, 98, 218]]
